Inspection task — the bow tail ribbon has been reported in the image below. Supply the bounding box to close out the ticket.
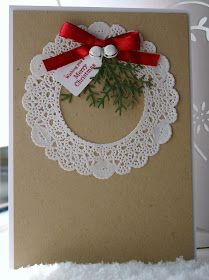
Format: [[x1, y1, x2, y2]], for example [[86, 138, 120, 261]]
[[43, 22, 160, 71]]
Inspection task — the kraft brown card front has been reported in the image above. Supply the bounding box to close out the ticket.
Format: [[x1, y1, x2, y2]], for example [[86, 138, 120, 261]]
[[11, 8, 194, 268]]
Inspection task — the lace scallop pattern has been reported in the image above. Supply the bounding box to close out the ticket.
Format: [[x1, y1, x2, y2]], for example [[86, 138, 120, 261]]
[[22, 22, 179, 179]]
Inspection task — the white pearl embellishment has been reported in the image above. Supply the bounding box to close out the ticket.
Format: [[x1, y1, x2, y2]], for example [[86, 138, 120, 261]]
[[89, 46, 103, 58], [103, 44, 118, 58]]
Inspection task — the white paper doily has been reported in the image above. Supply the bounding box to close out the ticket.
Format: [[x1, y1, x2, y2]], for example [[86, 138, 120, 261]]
[[22, 22, 179, 179]]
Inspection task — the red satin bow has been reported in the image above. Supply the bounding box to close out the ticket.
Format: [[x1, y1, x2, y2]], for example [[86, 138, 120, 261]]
[[43, 22, 160, 71]]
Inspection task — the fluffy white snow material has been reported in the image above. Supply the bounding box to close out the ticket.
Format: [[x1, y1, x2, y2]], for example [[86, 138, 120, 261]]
[[3, 257, 209, 280]]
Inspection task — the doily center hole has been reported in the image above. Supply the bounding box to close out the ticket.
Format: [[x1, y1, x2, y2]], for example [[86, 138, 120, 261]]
[[60, 86, 144, 144]]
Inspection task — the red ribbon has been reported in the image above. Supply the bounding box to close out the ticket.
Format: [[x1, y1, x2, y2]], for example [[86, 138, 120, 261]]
[[43, 22, 160, 71]]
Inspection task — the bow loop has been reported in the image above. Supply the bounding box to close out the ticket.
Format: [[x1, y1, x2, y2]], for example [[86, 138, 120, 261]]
[[60, 22, 98, 45], [106, 32, 141, 51]]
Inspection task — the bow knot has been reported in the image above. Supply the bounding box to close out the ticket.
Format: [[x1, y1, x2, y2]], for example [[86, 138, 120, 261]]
[[43, 22, 160, 71]]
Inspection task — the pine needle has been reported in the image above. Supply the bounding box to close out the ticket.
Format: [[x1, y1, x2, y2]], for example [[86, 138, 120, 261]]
[[61, 57, 153, 115]]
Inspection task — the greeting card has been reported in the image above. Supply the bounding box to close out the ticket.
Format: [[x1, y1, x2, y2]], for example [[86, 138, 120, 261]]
[[11, 9, 194, 268]]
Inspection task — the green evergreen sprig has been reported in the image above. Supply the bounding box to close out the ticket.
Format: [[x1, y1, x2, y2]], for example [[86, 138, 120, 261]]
[[60, 57, 153, 115]]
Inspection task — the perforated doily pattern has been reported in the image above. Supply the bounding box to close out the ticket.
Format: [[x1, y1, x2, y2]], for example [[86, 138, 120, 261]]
[[22, 22, 179, 179]]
